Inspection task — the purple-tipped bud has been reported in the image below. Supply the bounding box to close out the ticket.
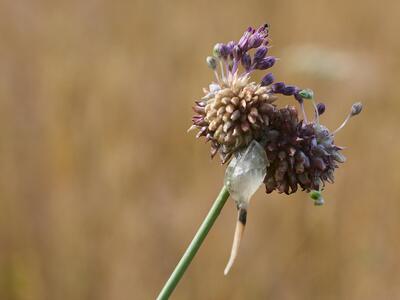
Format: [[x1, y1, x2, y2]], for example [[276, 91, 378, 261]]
[[261, 73, 274, 86], [271, 82, 285, 93], [255, 56, 276, 70], [282, 85, 297, 96], [317, 103, 326, 115], [254, 46, 268, 63], [241, 53, 252, 71]]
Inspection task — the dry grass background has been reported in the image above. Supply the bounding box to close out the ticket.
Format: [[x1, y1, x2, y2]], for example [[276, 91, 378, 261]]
[[0, 0, 399, 299]]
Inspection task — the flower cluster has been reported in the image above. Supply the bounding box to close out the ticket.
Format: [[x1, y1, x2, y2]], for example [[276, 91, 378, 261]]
[[189, 24, 362, 200]]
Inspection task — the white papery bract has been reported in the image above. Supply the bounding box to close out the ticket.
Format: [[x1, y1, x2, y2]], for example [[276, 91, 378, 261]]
[[224, 140, 268, 209]]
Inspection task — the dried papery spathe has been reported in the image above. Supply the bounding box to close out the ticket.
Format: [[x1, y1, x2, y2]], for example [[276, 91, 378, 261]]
[[223, 140, 268, 274]]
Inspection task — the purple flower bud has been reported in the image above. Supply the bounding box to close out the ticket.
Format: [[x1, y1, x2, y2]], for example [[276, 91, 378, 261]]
[[294, 92, 303, 103], [272, 82, 285, 93], [238, 28, 252, 50], [257, 23, 269, 34], [226, 41, 236, 56], [232, 45, 242, 60], [261, 73, 274, 86], [255, 56, 276, 70], [317, 103, 326, 115], [254, 46, 268, 63], [241, 53, 251, 71], [213, 43, 229, 59], [248, 34, 263, 49], [282, 85, 297, 96], [221, 45, 230, 57]]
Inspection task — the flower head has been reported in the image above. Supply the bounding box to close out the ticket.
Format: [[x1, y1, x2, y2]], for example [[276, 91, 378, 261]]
[[189, 24, 362, 198]]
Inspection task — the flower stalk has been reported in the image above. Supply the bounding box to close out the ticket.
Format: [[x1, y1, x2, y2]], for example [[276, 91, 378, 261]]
[[157, 186, 230, 300]]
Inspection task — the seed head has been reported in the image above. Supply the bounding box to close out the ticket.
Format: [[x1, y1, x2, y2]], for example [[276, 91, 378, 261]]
[[263, 107, 343, 194], [191, 76, 278, 163]]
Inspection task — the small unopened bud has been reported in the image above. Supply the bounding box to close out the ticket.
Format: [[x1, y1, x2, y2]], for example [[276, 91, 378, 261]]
[[255, 56, 276, 70], [232, 45, 242, 60], [316, 103, 326, 115], [254, 46, 268, 63], [282, 85, 297, 96], [298, 89, 314, 100], [309, 190, 324, 206], [261, 73, 274, 86], [241, 53, 251, 71], [258, 23, 269, 32], [309, 190, 320, 200], [332, 102, 362, 135], [226, 41, 236, 54], [238, 28, 251, 50], [248, 34, 263, 49], [350, 102, 363, 117], [206, 56, 217, 70], [271, 82, 285, 93], [294, 92, 303, 103]]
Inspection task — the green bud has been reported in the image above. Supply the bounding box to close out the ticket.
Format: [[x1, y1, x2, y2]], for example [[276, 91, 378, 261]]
[[206, 56, 217, 70], [309, 190, 321, 200], [299, 89, 314, 100], [309, 190, 324, 206]]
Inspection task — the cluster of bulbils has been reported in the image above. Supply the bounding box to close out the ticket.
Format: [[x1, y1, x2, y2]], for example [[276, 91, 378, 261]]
[[189, 24, 362, 204]]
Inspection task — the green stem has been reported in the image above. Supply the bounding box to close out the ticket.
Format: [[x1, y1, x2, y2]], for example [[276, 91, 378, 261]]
[[157, 186, 230, 300]]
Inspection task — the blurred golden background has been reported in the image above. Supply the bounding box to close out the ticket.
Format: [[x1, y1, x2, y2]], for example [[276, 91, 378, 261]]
[[0, 0, 399, 299]]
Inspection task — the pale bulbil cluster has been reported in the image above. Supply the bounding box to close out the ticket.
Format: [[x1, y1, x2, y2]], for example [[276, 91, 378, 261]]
[[191, 74, 278, 163]]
